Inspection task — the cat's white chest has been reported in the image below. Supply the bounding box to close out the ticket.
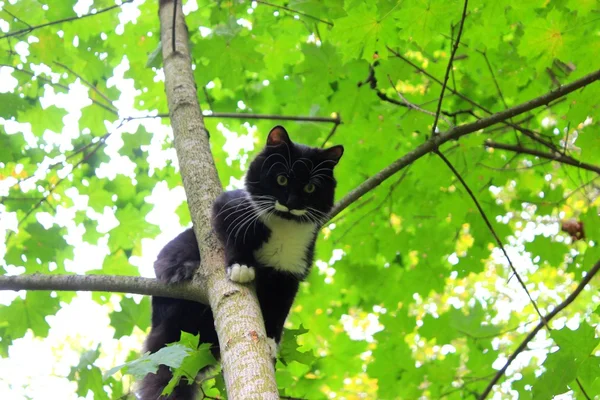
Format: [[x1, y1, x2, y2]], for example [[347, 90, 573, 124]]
[[254, 216, 316, 275]]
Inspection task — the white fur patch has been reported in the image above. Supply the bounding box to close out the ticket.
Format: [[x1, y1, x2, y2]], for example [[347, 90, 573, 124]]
[[266, 337, 279, 359], [274, 201, 289, 212], [227, 263, 255, 283], [290, 209, 307, 216], [255, 215, 316, 275]]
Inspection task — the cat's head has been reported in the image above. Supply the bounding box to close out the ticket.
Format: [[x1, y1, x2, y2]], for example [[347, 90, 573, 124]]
[[245, 126, 344, 225]]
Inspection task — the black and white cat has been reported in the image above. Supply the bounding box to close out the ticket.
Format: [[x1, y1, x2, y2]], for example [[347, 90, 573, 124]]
[[139, 126, 343, 399]]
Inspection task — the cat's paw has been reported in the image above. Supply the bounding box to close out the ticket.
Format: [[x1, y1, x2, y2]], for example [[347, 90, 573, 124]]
[[227, 263, 255, 283]]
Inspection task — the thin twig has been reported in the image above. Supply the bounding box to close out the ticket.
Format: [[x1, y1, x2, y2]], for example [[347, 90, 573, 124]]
[[2, 8, 32, 28], [53, 61, 116, 110], [480, 50, 521, 145], [485, 142, 600, 175], [0, 64, 119, 116], [478, 259, 600, 400], [205, 112, 340, 123], [431, 0, 468, 135], [333, 167, 411, 244], [387, 75, 453, 127], [435, 150, 545, 321], [477, 160, 552, 172], [576, 378, 592, 400], [0, 0, 134, 40], [320, 118, 341, 147], [255, 0, 333, 26], [481, 51, 508, 109], [11, 139, 105, 234], [118, 112, 341, 124], [12, 133, 111, 188]]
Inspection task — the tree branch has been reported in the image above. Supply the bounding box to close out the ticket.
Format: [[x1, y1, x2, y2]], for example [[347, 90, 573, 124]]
[[485, 142, 600, 175], [0, 0, 134, 40], [0, 274, 207, 304], [330, 68, 600, 219], [158, 1, 278, 398], [431, 0, 468, 135], [204, 112, 340, 123], [478, 259, 600, 400], [435, 150, 545, 320]]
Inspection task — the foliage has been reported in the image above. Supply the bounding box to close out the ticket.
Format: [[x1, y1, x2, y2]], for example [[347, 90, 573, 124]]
[[1, 0, 599, 399], [104, 332, 216, 397]]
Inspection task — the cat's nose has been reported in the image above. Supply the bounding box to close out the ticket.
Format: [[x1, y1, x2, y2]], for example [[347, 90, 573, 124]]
[[286, 194, 302, 210]]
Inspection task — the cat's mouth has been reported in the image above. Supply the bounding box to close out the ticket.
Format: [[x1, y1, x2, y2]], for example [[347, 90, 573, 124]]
[[274, 200, 307, 216]]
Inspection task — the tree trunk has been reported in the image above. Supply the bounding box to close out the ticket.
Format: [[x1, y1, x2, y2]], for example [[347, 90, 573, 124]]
[[158, 1, 279, 398]]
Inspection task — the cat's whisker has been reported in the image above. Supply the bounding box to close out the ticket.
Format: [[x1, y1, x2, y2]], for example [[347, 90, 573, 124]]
[[310, 159, 337, 172], [223, 204, 261, 221], [307, 207, 329, 218], [292, 158, 311, 173], [266, 161, 288, 177], [310, 172, 334, 181], [242, 209, 269, 244], [261, 152, 290, 173], [230, 203, 272, 244], [279, 141, 292, 170], [226, 209, 256, 245], [240, 205, 273, 244], [215, 197, 248, 218]]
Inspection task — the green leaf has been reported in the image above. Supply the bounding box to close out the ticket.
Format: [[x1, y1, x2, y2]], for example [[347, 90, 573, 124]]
[[163, 334, 217, 396], [279, 325, 315, 367], [329, 3, 397, 62], [0, 292, 60, 354], [108, 203, 160, 252], [525, 235, 568, 266], [109, 297, 151, 338], [104, 345, 191, 381]]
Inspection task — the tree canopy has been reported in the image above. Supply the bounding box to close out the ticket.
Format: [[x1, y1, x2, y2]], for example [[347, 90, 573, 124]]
[[0, 0, 599, 399]]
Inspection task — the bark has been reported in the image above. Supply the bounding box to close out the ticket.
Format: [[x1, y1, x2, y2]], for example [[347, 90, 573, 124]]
[[158, 1, 279, 398], [0, 274, 208, 304]]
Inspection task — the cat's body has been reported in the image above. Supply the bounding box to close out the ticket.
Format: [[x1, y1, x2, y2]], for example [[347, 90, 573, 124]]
[[139, 126, 343, 400]]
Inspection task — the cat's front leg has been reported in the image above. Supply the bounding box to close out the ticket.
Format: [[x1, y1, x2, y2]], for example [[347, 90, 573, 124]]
[[224, 246, 256, 284]]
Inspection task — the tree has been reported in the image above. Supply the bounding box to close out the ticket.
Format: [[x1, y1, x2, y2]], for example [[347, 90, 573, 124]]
[[0, 0, 599, 399]]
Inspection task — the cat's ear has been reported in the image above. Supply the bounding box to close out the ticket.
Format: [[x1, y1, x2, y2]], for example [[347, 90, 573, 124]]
[[322, 145, 344, 165], [267, 126, 291, 146]]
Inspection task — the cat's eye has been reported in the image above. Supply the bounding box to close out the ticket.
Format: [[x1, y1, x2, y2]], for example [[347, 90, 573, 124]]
[[277, 175, 288, 186], [304, 183, 316, 193]]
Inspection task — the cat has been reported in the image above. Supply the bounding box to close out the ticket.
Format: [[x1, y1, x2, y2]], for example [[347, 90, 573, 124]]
[[138, 125, 343, 399]]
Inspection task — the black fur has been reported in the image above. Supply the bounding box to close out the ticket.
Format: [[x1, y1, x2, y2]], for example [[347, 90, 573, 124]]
[[138, 126, 343, 399]]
